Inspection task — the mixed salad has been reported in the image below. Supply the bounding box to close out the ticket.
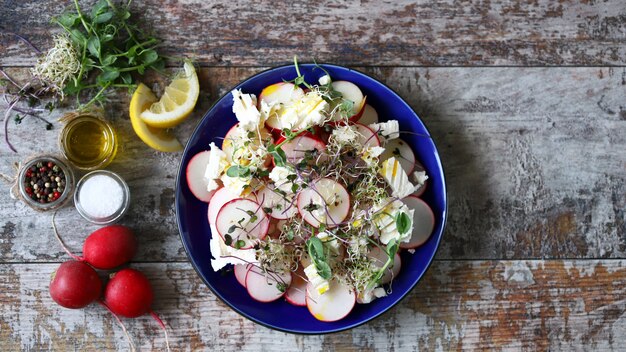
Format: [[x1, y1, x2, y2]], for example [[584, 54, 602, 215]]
[[186, 63, 435, 322]]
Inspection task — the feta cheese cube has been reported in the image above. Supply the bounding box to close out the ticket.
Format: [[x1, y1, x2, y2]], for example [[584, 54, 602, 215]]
[[318, 74, 331, 86], [380, 157, 419, 199], [369, 120, 399, 140], [204, 142, 229, 192], [232, 89, 263, 131]]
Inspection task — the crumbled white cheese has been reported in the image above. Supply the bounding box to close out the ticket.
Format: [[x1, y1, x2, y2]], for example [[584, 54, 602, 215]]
[[317, 231, 341, 255], [204, 143, 229, 192], [372, 199, 414, 244], [330, 124, 359, 145], [269, 166, 295, 193], [380, 157, 420, 199], [369, 120, 399, 140], [232, 89, 263, 131], [220, 174, 251, 196], [357, 287, 387, 304], [279, 92, 329, 130], [209, 223, 257, 271], [318, 74, 331, 86], [413, 170, 429, 187], [304, 263, 330, 295], [361, 146, 386, 166]]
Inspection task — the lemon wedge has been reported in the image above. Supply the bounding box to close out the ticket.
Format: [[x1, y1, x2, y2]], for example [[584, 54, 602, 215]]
[[140, 60, 200, 128], [130, 83, 183, 152]]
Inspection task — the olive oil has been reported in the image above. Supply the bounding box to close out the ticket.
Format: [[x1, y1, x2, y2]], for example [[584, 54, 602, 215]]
[[59, 114, 117, 170]]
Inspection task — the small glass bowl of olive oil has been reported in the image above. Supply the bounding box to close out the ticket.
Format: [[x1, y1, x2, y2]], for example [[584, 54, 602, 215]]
[[59, 114, 118, 170]]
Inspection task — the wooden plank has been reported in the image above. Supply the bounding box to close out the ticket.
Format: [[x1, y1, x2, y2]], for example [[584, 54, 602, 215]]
[[2, 0, 626, 67], [1, 260, 626, 350], [1, 67, 624, 262]]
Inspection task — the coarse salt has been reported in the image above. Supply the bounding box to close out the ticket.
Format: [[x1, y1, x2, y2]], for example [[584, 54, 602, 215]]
[[78, 174, 124, 219]]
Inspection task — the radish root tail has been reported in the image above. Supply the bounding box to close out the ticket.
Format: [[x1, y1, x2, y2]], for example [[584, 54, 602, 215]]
[[150, 311, 171, 352], [98, 301, 136, 352], [51, 210, 83, 261]]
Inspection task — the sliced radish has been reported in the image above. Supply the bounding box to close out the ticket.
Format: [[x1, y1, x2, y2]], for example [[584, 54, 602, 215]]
[[297, 178, 350, 228], [358, 104, 379, 125], [331, 81, 366, 121], [306, 279, 356, 322], [186, 151, 216, 202], [222, 123, 273, 163], [234, 264, 251, 287], [215, 198, 270, 249], [207, 187, 239, 224], [285, 266, 307, 306], [412, 161, 428, 197], [367, 246, 401, 284], [259, 82, 305, 130], [246, 266, 292, 303], [256, 185, 298, 220], [353, 123, 381, 148], [276, 132, 326, 165], [380, 138, 416, 175], [400, 195, 435, 249]]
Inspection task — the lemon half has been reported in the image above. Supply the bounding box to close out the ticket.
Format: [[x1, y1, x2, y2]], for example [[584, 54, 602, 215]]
[[130, 83, 183, 152], [139, 60, 200, 128]]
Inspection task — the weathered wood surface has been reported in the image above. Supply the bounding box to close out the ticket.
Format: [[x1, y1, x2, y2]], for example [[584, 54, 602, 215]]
[[1, 67, 624, 262], [2, 0, 626, 67], [2, 260, 626, 351]]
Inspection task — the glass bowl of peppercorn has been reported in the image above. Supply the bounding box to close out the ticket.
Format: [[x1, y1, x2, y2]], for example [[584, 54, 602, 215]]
[[17, 156, 74, 211]]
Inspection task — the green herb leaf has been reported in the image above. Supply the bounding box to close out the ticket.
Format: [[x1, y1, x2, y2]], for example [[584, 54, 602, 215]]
[[227, 225, 237, 234], [87, 36, 101, 59], [396, 211, 411, 235], [234, 240, 246, 249], [139, 49, 159, 65], [101, 54, 117, 66], [224, 234, 233, 246], [226, 165, 251, 178], [277, 282, 287, 293], [93, 11, 114, 24], [98, 68, 119, 83], [267, 144, 287, 167], [57, 13, 80, 27]]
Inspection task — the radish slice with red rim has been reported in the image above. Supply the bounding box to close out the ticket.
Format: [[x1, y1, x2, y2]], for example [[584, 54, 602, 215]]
[[353, 123, 381, 148], [276, 132, 326, 165], [306, 279, 356, 322], [358, 104, 379, 125], [186, 151, 216, 202], [399, 195, 435, 249], [331, 81, 366, 121], [207, 187, 239, 224], [256, 185, 298, 220], [366, 246, 401, 284], [234, 264, 251, 287], [246, 266, 292, 303], [215, 198, 269, 249], [297, 178, 350, 228], [285, 266, 307, 306], [380, 138, 416, 174]]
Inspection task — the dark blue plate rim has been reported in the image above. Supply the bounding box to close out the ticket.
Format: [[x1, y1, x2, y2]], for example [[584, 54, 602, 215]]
[[175, 63, 448, 335]]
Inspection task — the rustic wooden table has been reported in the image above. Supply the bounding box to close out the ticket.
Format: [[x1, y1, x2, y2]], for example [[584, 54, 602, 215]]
[[1, 0, 625, 350]]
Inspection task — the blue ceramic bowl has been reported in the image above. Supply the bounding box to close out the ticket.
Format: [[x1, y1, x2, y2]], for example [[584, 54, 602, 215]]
[[176, 64, 447, 334]]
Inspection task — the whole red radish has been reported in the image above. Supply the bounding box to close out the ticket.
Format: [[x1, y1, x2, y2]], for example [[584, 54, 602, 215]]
[[103, 268, 170, 350], [83, 225, 138, 270], [104, 268, 153, 317], [49, 260, 102, 309]]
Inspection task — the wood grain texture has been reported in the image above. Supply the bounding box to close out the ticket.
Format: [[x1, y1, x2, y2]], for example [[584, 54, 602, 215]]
[[2, 0, 626, 67], [1, 260, 626, 351], [1, 67, 624, 262]]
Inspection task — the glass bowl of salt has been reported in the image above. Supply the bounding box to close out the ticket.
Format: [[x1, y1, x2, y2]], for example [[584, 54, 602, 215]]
[[74, 170, 130, 225]]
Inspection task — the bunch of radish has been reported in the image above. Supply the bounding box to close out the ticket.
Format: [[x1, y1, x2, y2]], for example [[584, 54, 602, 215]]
[[185, 79, 436, 322], [50, 215, 170, 351]]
